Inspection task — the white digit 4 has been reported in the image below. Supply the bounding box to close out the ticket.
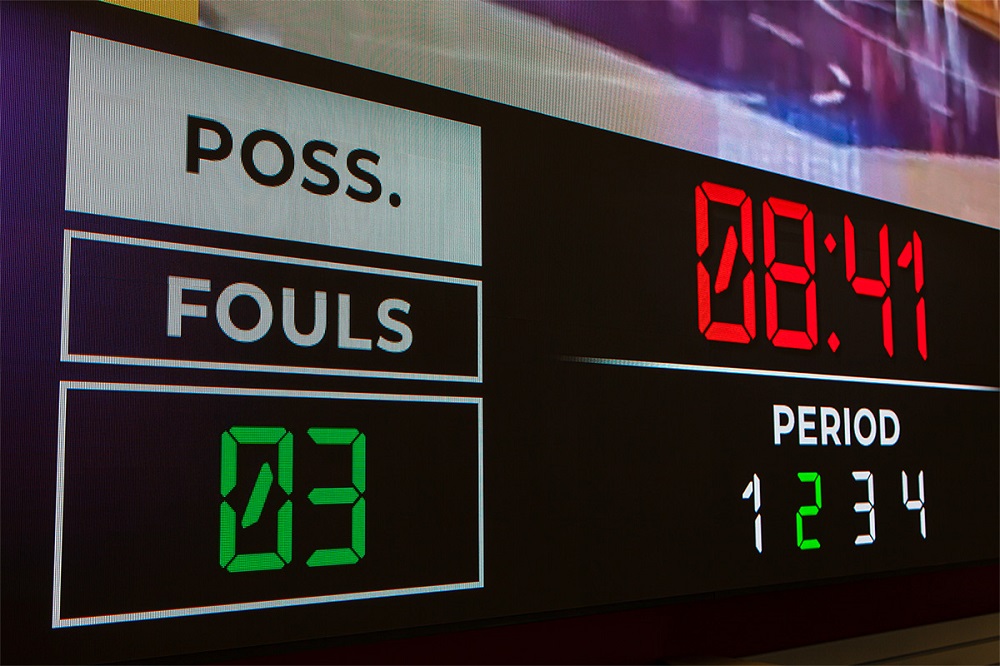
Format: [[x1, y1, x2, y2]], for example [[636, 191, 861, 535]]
[[901, 470, 927, 539]]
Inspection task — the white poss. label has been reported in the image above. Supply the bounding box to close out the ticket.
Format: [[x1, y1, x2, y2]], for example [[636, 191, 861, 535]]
[[773, 404, 900, 447], [66, 33, 482, 265]]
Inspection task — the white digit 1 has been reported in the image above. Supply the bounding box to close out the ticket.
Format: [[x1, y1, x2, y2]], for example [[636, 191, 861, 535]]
[[852, 471, 875, 545], [742, 474, 762, 553], [902, 470, 927, 539]]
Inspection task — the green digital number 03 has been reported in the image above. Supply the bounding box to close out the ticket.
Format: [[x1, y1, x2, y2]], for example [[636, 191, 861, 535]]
[[219, 426, 366, 573]]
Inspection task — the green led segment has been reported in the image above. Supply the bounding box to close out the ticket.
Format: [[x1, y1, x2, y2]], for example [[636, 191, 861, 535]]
[[220, 427, 293, 572], [308, 487, 358, 505], [306, 546, 359, 567], [276, 500, 293, 564], [352, 498, 366, 558], [352, 433, 366, 493], [219, 502, 236, 568], [221, 432, 238, 497], [796, 472, 822, 550], [229, 426, 289, 443], [307, 427, 359, 445], [226, 552, 286, 573], [306, 428, 366, 567], [242, 463, 274, 528]]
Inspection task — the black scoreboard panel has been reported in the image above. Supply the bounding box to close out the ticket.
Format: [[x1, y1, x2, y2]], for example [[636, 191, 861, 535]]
[[2, 4, 997, 663]]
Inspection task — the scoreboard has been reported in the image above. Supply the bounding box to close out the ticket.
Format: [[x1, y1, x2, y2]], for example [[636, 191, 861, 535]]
[[2, 3, 997, 663]]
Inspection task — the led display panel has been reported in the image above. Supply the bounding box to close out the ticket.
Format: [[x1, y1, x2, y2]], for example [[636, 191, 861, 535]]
[[2, 3, 997, 663]]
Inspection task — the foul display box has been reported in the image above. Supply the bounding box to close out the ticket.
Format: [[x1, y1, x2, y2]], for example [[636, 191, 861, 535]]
[[54, 383, 482, 626]]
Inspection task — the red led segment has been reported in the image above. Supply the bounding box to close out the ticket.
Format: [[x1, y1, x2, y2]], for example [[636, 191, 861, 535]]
[[695, 182, 755, 344], [763, 197, 817, 350], [897, 241, 912, 268], [899, 232, 928, 359], [715, 226, 738, 293], [916, 298, 927, 360], [882, 298, 894, 357], [913, 232, 924, 292], [913, 232, 926, 359]]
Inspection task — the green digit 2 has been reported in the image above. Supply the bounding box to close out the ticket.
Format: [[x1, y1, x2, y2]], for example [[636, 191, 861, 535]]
[[306, 428, 366, 567], [796, 472, 822, 550], [220, 427, 293, 572]]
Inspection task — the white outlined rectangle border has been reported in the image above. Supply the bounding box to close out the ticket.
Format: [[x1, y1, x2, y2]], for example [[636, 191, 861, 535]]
[[61, 230, 483, 383], [52, 381, 485, 628]]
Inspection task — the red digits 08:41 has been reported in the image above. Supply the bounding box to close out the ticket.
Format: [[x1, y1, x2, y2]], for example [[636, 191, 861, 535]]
[[695, 181, 927, 359]]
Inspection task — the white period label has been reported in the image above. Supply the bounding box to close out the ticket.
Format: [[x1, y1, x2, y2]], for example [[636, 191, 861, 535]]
[[65, 33, 482, 266]]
